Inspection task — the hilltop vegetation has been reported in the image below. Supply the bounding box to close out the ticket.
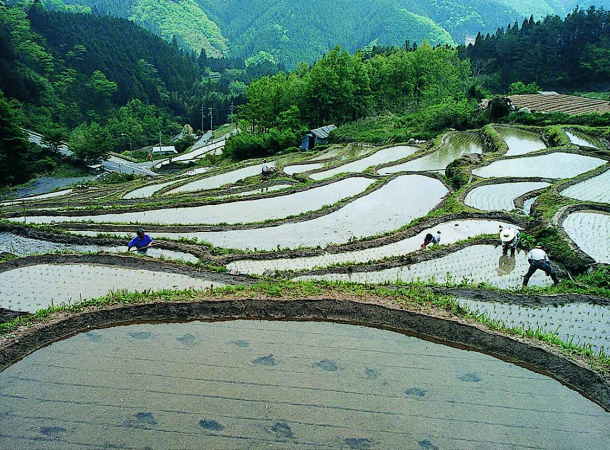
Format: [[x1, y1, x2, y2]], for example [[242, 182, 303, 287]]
[[16, 0, 610, 66]]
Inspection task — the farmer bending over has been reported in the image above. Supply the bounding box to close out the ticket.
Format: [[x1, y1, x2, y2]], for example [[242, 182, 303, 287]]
[[523, 244, 559, 287], [128, 228, 154, 254], [421, 231, 441, 249], [499, 225, 520, 256]]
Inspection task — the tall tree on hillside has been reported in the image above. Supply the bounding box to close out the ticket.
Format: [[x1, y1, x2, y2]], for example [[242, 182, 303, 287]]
[[0, 90, 34, 186]]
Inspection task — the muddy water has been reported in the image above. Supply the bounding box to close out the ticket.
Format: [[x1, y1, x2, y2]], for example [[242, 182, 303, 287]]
[[473, 152, 605, 179], [562, 170, 610, 204], [0, 264, 223, 313], [497, 127, 546, 156], [0, 320, 607, 449], [380, 133, 483, 173], [464, 182, 549, 211], [566, 130, 599, 148], [283, 163, 324, 175], [297, 245, 553, 289], [166, 162, 277, 195], [228, 220, 513, 276], [310, 146, 418, 180], [139, 175, 447, 250], [123, 180, 178, 199], [457, 298, 610, 353], [563, 211, 610, 263], [0, 233, 198, 263], [14, 178, 374, 226]]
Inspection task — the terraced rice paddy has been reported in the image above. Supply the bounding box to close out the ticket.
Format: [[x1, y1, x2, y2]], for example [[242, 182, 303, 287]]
[[0, 233, 198, 263], [497, 127, 546, 156], [228, 219, 512, 275], [1, 320, 607, 449], [309, 145, 370, 161], [232, 184, 294, 197], [566, 130, 599, 148], [136, 175, 447, 250], [123, 180, 178, 199], [2, 189, 73, 206], [562, 211, 610, 263], [457, 298, 610, 352], [310, 146, 417, 180], [473, 152, 605, 179], [0, 264, 223, 313], [464, 182, 549, 211], [283, 163, 324, 175], [13, 178, 374, 226], [562, 170, 610, 203], [166, 162, 276, 195], [523, 196, 538, 214], [172, 140, 225, 162], [297, 245, 553, 289], [379, 133, 483, 173]]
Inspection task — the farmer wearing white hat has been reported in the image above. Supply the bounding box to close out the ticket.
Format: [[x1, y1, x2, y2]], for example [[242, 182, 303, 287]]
[[499, 225, 520, 256]]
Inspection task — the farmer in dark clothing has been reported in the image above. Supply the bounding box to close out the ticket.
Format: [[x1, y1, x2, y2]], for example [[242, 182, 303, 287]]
[[523, 244, 559, 286], [128, 228, 154, 254], [421, 231, 441, 249]]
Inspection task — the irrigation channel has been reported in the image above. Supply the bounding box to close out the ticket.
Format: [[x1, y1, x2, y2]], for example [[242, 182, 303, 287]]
[[1, 125, 609, 446]]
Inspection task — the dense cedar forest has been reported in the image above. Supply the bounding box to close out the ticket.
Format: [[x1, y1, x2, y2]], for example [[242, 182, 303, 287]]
[[463, 7, 610, 91], [18, 0, 610, 67]]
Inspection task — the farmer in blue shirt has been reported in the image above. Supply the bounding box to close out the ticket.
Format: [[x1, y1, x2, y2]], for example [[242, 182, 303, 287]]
[[128, 229, 154, 254]]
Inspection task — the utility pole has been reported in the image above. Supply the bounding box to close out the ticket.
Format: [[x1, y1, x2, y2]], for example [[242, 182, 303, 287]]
[[201, 105, 205, 134], [208, 107, 214, 131], [229, 102, 235, 129]]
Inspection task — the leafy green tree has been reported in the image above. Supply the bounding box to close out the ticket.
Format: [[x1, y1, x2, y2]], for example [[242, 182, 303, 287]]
[[69, 121, 113, 163], [508, 81, 540, 95]]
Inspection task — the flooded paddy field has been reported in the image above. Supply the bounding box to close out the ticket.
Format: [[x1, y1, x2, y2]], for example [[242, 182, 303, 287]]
[[228, 219, 512, 275], [566, 130, 599, 148], [166, 162, 276, 195], [123, 180, 179, 199], [473, 152, 605, 179], [132, 175, 448, 250], [380, 133, 483, 173], [562, 211, 610, 263], [309, 145, 371, 161], [497, 127, 546, 156], [12, 178, 374, 226], [0, 320, 607, 449], [464, 182, 549, 211], [0, 233, 198, 263], [457, 298, 609, 353], [231, 184, 294, 197], [310, 146, 417, 180], [0, 264, 223, 313], [283, 163, 325, 175], [297, 245, 553, 289], [561, 170, 610, 204], [1, 189, 74, 206], [522, 196, 538, 214]]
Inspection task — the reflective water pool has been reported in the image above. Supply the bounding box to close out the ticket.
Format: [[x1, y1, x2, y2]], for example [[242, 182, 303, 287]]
[[0, 264, 223, 313], [310, 146, 418, 180], [12, 178, 374, 226], [297, 245, 553, 289], [473, 153, 605, 179], [497, 127, 546, 156], [283, 163, 325, 175], [464, 182, 549, 211], [0, 320, 606, 449], [566, 130, 599, 148], [228, 220, 513, 275], [562, 170, 610, 204], [563, 211, 610, 263]]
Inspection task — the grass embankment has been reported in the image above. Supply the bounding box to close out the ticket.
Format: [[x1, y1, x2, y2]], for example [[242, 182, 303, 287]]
[[1, 280, 607, 373]]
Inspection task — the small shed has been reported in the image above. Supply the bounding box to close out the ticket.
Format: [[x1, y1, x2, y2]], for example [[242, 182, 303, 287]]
[[151, 146, 178, 155], [300, 125, 337, 150]]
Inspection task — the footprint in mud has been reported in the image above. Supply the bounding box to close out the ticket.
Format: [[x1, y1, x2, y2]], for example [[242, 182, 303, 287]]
[[84, 332, 102, 343], [458, 373, 481, 383], [199, 419, 224, 432], [252, 354, 278, 366], [344, 437, 373, 449], [404, 387, 427, 398], [267, 422, 294, 439], [364, 368, 379, 379], [135, 412, 158, 425], [230, 340, 250, 348], [418, 439, 439, 449], [314, 360, 338, 372], [39, 426, 66, 439], [128, 331, 152, 340], [176, 334, 197, 346]]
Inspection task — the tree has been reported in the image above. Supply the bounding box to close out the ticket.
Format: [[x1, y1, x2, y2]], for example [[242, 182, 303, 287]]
[[508, 81, 540, 95], [0, 90, 34, 186], [69, 122, 113, 163], [40, 124, 67, 153]]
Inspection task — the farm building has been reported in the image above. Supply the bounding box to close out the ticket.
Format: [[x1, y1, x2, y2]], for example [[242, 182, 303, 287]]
[[300, 125, 337, 150], [151, 146, 178, 155]]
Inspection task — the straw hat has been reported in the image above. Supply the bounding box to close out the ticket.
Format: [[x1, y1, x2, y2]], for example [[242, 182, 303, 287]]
[[500, 228, 516, 243]]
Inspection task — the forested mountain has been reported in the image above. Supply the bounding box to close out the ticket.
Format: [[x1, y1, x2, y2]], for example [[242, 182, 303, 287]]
[[18, 0, 610, 67], [463, 7, 610, 91]]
